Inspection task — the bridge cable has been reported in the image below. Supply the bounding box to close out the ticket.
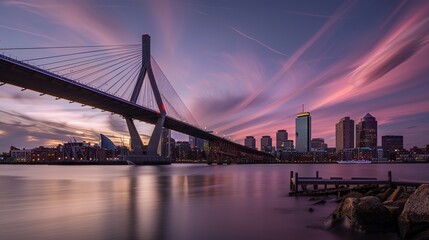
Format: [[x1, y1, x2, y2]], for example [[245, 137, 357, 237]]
[[23, 46, 141, 62], [81, 53, 141, 85], [62, 51, 140, 79], [106, 60, 142, 93], [39, 48, 140, 68], [0, 44, 140, 51], [46, 49, 141, 72], [95, 56, 144, 89], [120, 63, 143, 100], [150, 56, 199, 126]]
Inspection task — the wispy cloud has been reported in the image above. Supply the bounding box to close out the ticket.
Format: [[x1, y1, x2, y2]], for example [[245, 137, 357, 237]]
[[230, 26, 289, 57], [198, 1, 429, 149], [4, 0, 128, 45], [0, 24, 61, 42], [191, 8, 210, 16], [283, 9, 333, 18], [224, 0, 357, 117]]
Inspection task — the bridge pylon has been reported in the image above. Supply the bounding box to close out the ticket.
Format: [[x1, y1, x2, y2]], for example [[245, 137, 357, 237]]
[[125, 34, 168, 164]]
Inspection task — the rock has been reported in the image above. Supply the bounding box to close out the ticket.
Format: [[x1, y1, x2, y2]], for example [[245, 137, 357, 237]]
[[365, 185, 389, 196], [384, 186, 404, 203], [399, 192, 411, 200], [385, 205, 402, 217], [413, 229, 429, 240], [329, 196, 395, 233], [376, 188, 395, 202], [398, 184, 429, 239], [308, 207, 314, 212], [384, 196, 409, 218], [337, 191, 364, 202]]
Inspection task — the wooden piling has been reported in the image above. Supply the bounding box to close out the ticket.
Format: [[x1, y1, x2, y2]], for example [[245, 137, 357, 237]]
[[289, 170, 427, 196], [314, 171, 319, 190], [294, 172, 298, 192], [388, 171, 392, 186], [290, 171, 294, 190]]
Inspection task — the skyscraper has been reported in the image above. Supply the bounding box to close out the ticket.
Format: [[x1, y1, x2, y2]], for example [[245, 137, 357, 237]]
[[260, 135, 273, 153], [276, 130, 288, 151], [189, 136, 204, 150], [336, 117, 355, 153], [296, 111, 311, 152], [244, 136, 256, 149], [161, 128, 173, 157], [356, 113, 378, 149]]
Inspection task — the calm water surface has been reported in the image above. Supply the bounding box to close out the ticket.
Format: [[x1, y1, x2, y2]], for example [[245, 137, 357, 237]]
[[1, 163, 429, 240]]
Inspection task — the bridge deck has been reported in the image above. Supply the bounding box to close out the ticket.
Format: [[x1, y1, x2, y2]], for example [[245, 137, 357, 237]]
[[0, 54, 272, 159]]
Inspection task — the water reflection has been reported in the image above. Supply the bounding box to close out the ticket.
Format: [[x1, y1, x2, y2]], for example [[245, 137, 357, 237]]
[[1, 164, 428, 240]]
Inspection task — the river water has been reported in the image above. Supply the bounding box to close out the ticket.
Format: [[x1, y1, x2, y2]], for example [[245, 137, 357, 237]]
[[1, 163, 428, 240]]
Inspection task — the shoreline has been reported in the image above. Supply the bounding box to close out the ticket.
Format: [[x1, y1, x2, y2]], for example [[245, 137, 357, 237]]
[[1, 161, 428, 165]]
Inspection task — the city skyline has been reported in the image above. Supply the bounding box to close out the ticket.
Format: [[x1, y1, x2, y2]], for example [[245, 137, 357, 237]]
[[1, 0, 429, 152]]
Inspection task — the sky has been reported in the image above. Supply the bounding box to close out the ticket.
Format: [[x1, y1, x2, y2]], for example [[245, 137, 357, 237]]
[[0, 0, 429, 152]]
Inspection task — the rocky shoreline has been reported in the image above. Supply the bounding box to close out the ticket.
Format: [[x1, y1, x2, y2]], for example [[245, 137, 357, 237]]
[[324, 184, 429, 239]]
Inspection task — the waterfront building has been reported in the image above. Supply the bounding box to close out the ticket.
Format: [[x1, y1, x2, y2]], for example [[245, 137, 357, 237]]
[[31, 146, 58, 161], [100, 134, 116, 150], [375, 147, 386, 161], [284, 140, 294, 150], [382, 135, 404, 160], [260, 135, 273, 153], [336, 117, 355, 153], [244, 136, 256, 149], [10, 149, 32, 162], [296, 111, 311, 152], [175, 141, 191, 160], [342, 147, 375, 160], [356, 113, 377, 149], [161, 128, 174, 158], [311, 138, 327, 151], [382, 135, 404, 151], [276, 130, 288, 151]]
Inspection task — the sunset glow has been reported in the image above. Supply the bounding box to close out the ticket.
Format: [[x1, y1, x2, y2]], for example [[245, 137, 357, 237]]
[[0, 0, 428, 151]]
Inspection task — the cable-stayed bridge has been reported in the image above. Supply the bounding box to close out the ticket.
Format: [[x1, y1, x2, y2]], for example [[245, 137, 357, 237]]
[[0, 34, 273, 164]]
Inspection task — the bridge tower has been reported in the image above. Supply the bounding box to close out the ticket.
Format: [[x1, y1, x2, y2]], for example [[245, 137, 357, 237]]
[[125, 34, 167, 163]]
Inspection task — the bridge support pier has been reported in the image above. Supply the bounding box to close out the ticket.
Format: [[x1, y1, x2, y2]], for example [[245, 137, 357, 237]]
[[147, 112, 166, 155], [125, 117, 144, 155], [123, 34, 169, 164]]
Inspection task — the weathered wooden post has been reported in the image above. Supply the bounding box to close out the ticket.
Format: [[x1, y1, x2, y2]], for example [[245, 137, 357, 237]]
[[294, 172, 299, 192], [314, 171, 319, 190], [388, 171, 392, 186]]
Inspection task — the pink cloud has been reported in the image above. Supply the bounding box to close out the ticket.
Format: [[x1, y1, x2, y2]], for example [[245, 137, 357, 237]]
[[5, 0, 129, 45]]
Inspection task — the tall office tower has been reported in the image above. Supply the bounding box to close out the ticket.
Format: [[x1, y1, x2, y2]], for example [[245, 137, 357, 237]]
[[296, 111, 311, 152], [244, 136, 256, 149], [382, 135, 404, 151], [260, 135, 273, 153], [356, 113, 378, 149], [336, 117, 355, 153], [189, 136, 204, 150], [161, 128, 172, 157], [276, 130, 288, 151]]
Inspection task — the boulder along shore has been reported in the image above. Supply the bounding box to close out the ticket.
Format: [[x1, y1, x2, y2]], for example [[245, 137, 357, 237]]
[[325, 184, 429, 239]]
